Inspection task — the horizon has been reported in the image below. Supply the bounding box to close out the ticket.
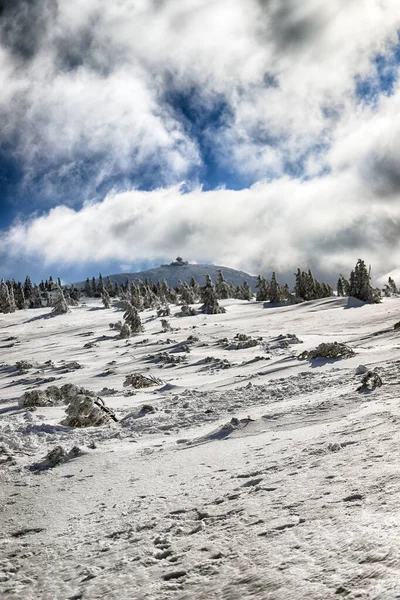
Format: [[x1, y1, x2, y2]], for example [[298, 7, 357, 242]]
[[0, 2, 400, 285]]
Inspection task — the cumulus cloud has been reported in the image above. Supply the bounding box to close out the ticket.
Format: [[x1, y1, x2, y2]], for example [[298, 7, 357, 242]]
[[2, 167, 400, 284], [1, 0, 399, 200]]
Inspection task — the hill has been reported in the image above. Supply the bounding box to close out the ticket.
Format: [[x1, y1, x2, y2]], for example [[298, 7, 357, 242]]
[[75, 260, 259, 290]]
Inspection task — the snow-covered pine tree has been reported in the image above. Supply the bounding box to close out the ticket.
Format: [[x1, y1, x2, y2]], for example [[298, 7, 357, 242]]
[[7, 282, 17, 312], [216, 270, 230, 299], [241, 281, 252, 301], [255, 276, 269, 301], [52, 284, 69, 314], [84, 278, 91, 297], [189, 277, 200, 301], [200, 275, 226, 314], [14, 282, 25, 310], [123, 300, 144, 333], [29, 285, 43, 308], [268, 272, 282, 303], [388, 276, 398, 295], [349, 259, 380, 303], [0, 280, 13, 313], [179, 281, 196, 305], [101, 288, 111, 308], [24, 276, 33, 301]]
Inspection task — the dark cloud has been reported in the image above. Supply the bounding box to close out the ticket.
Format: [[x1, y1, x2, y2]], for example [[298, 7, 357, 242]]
[[363, 155, 400, 198], [0, 0, 56, 61]]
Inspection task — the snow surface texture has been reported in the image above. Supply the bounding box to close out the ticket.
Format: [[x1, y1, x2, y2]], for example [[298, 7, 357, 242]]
[[1, 296, 400, 598]]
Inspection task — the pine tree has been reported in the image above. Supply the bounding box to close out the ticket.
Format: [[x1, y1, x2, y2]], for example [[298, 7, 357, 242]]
[[349, 259, 380, 303], [256, 276, 269, 301], [24, 276, 33, 300], [14, 282, 25, 310], [337, 277, 344, 297], [179, 281, 196, 305], [52, 284, 69, 314], [97, 273, 104, 294], [101, 288, 111, 309], [7, 282, 16, 312], [0, 280, 13, 313], [268, 272, 282, 303], [189, 277, 200, 301], [84, 278, 91, 297], [91, 277, 97, 297], [241, 281, 252, 301], [388, 277, 398, 295], [30, 285, 43, 308], [123, 301, 144, 333], [216, 270, 230, 299], [200, 275, 226, 314]]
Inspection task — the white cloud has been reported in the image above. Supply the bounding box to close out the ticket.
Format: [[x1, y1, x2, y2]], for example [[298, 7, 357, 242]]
[[2, 168, 400, 283], [1, 0, 400, 194]]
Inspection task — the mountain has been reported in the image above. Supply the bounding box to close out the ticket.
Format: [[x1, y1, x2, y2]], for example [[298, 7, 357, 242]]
[[75, 260, 259, 290]]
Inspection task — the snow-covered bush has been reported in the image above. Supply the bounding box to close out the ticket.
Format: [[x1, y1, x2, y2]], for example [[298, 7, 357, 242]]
[[61, 395, 116, 427], [298, 342, 355, 360], [123, 373, 162, 388]]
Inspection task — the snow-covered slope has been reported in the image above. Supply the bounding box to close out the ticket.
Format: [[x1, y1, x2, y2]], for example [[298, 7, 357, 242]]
[[74, 262, 259, 289], [1, 296, 400, 599]]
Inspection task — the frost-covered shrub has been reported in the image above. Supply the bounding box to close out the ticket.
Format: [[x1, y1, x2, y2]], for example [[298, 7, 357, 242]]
[[123, 373, 162, 388], [298, 342, 355, 360], [19, 387, 64, 407], [177, 304, 196, 317], [61, 395, 116, 427], [30, 445, 83, 471], [157, 305, 170, 317], [15, 360, 35, 373], [19, 383, 95, 408], [161, 319, 172, 332], [227, 333, 258, 350], [146, 352, 185, 365]]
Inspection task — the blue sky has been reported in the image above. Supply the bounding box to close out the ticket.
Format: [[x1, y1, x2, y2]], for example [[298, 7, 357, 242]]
[[1, 1, 400, 285]]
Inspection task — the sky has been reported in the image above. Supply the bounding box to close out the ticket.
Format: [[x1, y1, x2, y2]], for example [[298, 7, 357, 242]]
[[1, 0, 400, 286]]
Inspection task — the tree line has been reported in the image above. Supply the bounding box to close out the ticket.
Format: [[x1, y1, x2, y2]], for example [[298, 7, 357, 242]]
[[0, 258, 392, 315]]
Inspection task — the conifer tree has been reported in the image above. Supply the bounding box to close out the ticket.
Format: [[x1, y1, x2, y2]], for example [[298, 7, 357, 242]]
[[200, 275, 226, 314], [30, 285, 43, 308], [189, 277, 200, 301], [256, 276, 269, 301], [123, 301, 144, 333], [349, 259, 380, 303], [84, 278, 91, 297], [24, 276, 33, 300], [179, 281, 196, 305], [388, 276, 398, 295], [241, 281, 252, 301], [0, 280, 13, 313], [52, 285, 69, 314], [216, 270, 230, 299], [14, 282, 25, 310], [268, 272, 282, 303], [7, 282, 16, 312], [101, 288, 111, 309]]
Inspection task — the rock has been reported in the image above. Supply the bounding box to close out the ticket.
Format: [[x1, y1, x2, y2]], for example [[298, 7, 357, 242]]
[[355, 364, 369, 374]]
